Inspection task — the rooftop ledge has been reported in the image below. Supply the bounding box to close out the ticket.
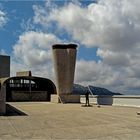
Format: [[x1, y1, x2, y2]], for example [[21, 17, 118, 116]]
[[92, 95, 140, 98], [81, 95, 140, 107]]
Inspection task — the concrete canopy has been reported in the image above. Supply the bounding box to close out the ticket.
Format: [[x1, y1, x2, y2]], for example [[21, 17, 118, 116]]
[[0, 76, 56, 102]]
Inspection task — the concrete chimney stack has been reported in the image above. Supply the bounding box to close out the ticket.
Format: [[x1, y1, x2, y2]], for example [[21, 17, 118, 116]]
[[52, 44, 80, 103]]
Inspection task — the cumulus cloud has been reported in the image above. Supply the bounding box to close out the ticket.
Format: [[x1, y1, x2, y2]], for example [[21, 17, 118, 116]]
[[12, 31, 61, 80], [75, 60, 125, 92], [0, 10, 7, 28], [11, 0, 140, 94], [33, 0, 140, 50], [97, 49, 131, 67]]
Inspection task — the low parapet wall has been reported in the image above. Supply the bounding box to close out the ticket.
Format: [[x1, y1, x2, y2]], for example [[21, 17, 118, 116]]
[[81, 95, 140, 107], [112, 95, 140, 107], [51, 94, 80, 103]]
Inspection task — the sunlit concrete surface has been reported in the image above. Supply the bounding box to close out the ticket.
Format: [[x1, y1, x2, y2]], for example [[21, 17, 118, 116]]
[[0, 102, 140, 140]]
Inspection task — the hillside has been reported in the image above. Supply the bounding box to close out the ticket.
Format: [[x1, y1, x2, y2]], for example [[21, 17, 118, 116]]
[[73, 84, 122, 95]]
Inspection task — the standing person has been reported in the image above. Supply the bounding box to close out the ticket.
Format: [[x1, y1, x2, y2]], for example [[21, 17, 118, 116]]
[[85, 90, 90, 106]]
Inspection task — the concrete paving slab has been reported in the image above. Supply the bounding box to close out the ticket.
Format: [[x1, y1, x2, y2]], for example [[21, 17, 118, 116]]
[[0, 102, 140, 140]]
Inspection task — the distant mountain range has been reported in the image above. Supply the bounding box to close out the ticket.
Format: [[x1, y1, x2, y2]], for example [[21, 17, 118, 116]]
[[72, 84, 122, 95]]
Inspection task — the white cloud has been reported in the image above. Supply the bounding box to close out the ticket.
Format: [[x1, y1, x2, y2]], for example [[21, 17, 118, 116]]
[[75, 60, 123, 87], [33, 0, 140, 51], [0, 10, 7, 28], [97, 49, 131, 67], [49, 0, 140, 51], [12, 31, 61, 80], [20, 19, 35, 31], [75, 59, 133, 94], [11, 0, 140, 94]]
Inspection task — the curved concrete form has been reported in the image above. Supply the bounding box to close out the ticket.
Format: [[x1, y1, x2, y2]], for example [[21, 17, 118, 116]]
[[0, 76, 56, 114], [52, 44, 80, 103], [2, 76, 56, 102]]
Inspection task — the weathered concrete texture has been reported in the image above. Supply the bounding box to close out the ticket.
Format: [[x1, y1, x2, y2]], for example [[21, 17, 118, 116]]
[[51, 94, 59, 103], [16, 71, 32, 77], [12, 91, 48, 101], [52, 44, 79, 103], [0, 102, 140, 140], [0, 55, 10, 78], [51, 94, 80, 103], [59, 94, 80, 103], [0, 86, 6, 115]]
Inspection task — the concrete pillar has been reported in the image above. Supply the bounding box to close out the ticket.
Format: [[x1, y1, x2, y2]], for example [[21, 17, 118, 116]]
[[52, 44, 80, 103], [0, 85, 6, 115], [0, 55, 10, 78]]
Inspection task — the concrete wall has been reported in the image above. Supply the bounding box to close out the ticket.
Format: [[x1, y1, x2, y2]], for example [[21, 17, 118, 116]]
[[51, 94, 80, 103], [51, 95, 59, 103], [52, 44, 79, 103], [52, 44, 77, 95], [59, 95, 80, 103], [12, 91, 48, 101], [16, 71, 32, 77], [81, 95, 140, 107], [0, 55, 10, 78], [0, 86, 6, 115], [113, 96, 140, 107]]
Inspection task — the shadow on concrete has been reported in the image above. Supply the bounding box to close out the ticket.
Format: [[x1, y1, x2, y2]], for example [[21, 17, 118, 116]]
[[81, 104, 93, 107], [5, 104, 27, 116]]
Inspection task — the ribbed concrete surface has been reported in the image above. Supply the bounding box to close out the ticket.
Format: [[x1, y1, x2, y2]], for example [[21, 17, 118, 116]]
[[0, 102, 140, 140]]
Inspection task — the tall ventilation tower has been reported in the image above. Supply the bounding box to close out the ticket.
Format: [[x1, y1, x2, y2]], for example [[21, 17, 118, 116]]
[[52, 44, 80, 103]]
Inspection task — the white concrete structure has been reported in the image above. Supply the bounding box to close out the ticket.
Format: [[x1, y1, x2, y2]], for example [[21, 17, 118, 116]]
[[81, 95, 140, 107], [52, 44, 80, 103]]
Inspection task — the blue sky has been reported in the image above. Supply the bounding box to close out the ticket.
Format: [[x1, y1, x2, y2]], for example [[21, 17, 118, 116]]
[[1, 0, 140, 94], [0, 1, 45, 53], [0, 0, 99, 61]]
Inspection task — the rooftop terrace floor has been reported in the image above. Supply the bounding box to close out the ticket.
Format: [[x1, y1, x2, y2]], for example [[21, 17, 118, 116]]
[[0, 102, 140, 140]]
